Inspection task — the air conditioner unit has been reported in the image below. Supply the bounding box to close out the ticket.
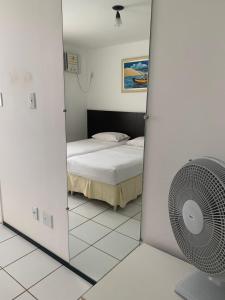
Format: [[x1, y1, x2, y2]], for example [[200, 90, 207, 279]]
[[64, 52, 80, 74]]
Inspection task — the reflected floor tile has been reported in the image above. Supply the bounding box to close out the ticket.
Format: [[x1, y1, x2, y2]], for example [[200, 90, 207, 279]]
[[133, 212, 141, 221], [94, 231, 139, 260], [69, 211, 88, 230], [116, 219, 141, 240], [69, 234, 89, 259], [72, 201, 108, 219], [133, 196, 142, 206], [117, 202, 141, 218], [70, 220, 111, 244], [70, 247, 119, 282], [93, 210, 129, 229], [68, 195, 86, 210]]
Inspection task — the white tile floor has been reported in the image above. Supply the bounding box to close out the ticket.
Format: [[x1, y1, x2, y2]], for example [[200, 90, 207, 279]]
[[68, 193, 141, 281], [0, 224, 92, 300]]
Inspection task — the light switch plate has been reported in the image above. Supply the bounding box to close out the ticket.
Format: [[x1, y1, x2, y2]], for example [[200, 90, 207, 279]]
[[43, 212, 54, 228], [32, 207, 39, 221], [0, 93, 3, 107], [29, 93, 37, 109]]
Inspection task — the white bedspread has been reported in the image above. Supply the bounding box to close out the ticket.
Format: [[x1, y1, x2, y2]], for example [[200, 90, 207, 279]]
[[67, 145, 144, 185], [67, 138, 127, 158]]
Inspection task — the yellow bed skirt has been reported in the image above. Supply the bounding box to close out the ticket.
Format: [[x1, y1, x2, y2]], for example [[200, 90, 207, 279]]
[[67, 174, 142, 208]]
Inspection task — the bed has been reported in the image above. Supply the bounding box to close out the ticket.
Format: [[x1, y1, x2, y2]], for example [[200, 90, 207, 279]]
[[67, 144, 144, 208], [67, 110, 145, 208]]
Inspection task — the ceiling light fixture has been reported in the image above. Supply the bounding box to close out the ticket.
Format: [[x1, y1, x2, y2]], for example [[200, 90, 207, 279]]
[[112, 5, 124, 27]]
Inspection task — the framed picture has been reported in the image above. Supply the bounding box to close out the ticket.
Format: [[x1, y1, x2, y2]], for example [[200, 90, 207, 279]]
[[121, 56, 149, 93]]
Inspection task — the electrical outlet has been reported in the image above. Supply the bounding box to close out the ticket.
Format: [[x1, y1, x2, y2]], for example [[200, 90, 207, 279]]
[[32, 207, 39, 221], [43, 212, 54, 228]]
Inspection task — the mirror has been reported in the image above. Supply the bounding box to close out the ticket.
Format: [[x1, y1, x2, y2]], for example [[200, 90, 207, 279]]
[[62, 0, 151, 283]]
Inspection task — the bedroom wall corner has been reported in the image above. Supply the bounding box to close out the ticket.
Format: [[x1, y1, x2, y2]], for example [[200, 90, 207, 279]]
[[0, 0, 69, 261]]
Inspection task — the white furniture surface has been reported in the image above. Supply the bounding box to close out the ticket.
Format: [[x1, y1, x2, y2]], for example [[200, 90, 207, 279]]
[[80, 243, 194, 300]]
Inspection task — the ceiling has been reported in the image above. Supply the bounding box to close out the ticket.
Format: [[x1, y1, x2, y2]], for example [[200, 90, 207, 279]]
[[62, 0, 151, 49]]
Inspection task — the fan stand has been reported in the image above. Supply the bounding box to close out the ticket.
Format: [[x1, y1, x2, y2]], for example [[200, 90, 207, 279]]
[[175, 271, 225, 300]]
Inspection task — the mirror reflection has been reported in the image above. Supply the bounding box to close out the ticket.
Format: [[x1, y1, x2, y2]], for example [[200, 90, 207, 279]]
[[62, 0, 151, 282]]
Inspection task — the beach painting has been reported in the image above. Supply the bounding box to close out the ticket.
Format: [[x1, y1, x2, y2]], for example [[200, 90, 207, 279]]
[[122, 56, 149, 92]]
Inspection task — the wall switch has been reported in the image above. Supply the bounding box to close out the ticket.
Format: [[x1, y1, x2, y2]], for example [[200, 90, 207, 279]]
[[29, 93, 37, 109], [32, 207, 39, 221], [0, 93, 3, 107], [43, 212, 54, 228]]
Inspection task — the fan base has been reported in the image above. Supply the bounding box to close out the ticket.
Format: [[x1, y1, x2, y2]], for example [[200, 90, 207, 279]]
[[176, 271, 225, 300]]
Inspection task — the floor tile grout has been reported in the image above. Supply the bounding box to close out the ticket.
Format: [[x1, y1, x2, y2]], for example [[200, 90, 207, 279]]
[[69, 205, 141, 230], [8, 263, 63, 300], [68, 195, 142, 266], [12, 291, 29, 300], [0, 197, 142, 298], [3, 268, 28, 294], [69, 208, 141, 242], [69, 243, 92, 261], [65, 195, 142, 282], [0, 223, 92, 300], [68, 205, 113, 231], [68, 199, 88, 210], [69, 217, 90, 231], [1, 246, 63, 299], [69, 225, 139, 262], [70, 206, 109, 221], [2, 248, 38, 269], [27, 290, 39, 300], [0, 233, 18, 245], [70, 241, 120, 264], [70, 217, 140, 244], [27, 265, 62, 291]]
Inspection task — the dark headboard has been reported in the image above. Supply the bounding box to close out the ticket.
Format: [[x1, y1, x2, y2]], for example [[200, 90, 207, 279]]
[[87, 110, 145, 139]]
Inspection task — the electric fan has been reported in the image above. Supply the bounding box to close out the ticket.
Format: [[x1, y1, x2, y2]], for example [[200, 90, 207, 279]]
[[169, 157, 225, 300]]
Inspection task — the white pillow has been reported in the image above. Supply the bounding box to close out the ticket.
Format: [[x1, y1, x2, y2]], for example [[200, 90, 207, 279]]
[[92, 132, 130, 142], [127, 137, 144, 147]]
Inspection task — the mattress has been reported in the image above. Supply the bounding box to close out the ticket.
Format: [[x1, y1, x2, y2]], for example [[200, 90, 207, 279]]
[[67, 145, 144, 185], [67, 138, 127, 158]]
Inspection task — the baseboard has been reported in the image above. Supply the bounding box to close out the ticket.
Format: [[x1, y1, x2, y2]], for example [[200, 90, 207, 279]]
[[3, 221, 96, 286]]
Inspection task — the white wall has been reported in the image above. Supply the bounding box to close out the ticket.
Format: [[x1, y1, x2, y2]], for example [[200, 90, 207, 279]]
[[142, 0, 225, 258], [64, 44, 88, 142], [64, 40, 150, 139], [87, 40, 149, 112], [0, 0, 69, 260]]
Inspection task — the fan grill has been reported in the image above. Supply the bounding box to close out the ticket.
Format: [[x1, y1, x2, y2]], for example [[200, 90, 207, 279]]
[[169, 158, 225, 276]]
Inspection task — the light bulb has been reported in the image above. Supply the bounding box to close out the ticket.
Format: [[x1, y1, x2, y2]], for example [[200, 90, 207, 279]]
[[115, 11, 122, 27]]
